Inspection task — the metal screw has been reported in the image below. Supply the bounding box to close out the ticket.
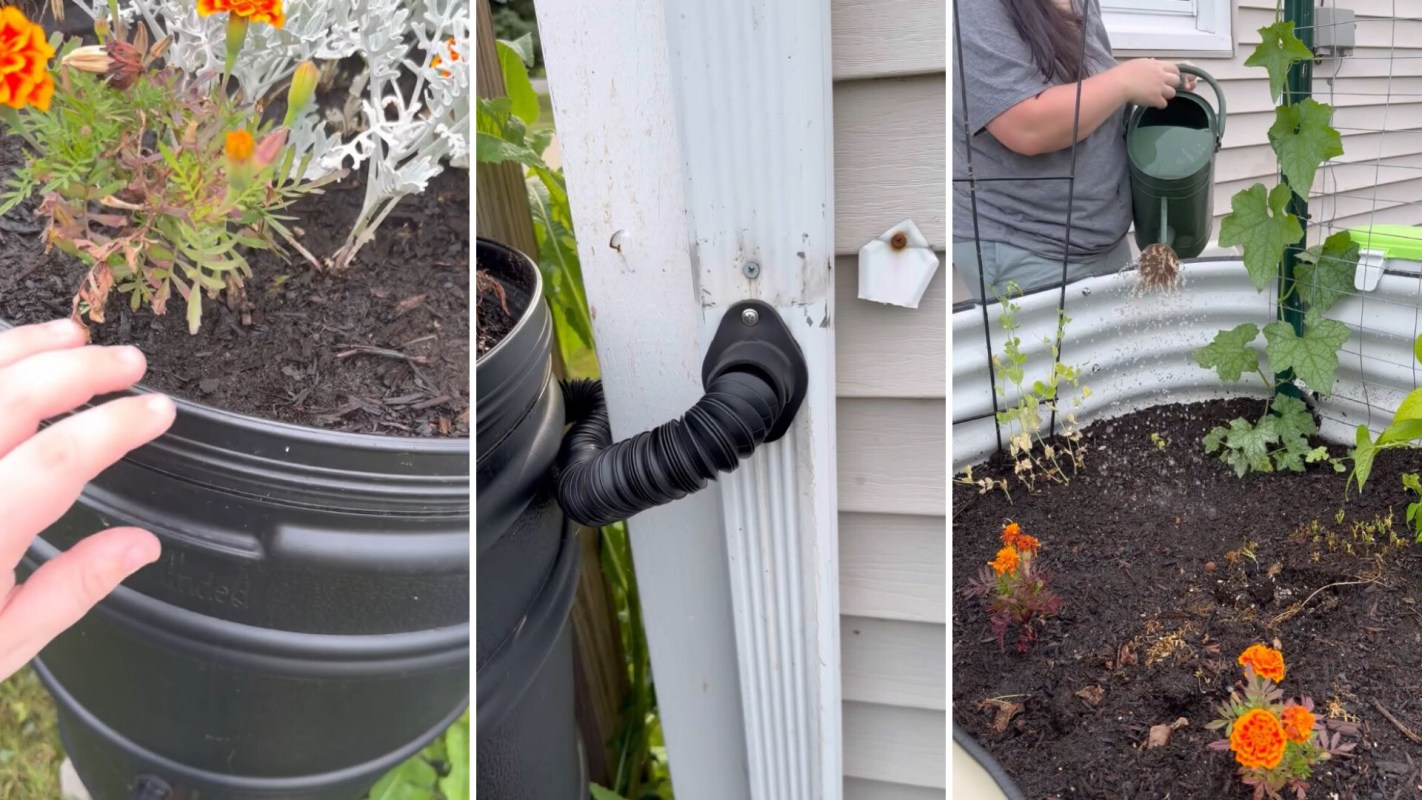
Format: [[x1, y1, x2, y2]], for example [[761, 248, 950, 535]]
[[742, 261, 761, 279], [741, 308, 760, 327], [890, 232, 908, 250]]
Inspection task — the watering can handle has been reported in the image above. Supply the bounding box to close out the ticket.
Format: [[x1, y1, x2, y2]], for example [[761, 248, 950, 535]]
[[1177, 63, 1226, 144]]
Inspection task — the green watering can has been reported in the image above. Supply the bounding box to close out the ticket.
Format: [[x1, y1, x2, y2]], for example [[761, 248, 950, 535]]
[[1126, 64, 1226, 260]]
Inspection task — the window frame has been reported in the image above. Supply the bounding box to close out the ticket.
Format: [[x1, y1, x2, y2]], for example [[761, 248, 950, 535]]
[[1100, 0, 1234, 55]]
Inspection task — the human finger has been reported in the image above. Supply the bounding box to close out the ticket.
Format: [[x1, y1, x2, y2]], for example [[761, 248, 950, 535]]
[[0, 319, 86, 371], [0, 526, 159, 679], [0, 394, 175, 569], [0, 345, 149, 458]]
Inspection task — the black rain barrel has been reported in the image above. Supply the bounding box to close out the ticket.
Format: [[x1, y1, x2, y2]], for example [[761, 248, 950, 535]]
[[9, 321, 471, 800], [475, 238, 583, 799]]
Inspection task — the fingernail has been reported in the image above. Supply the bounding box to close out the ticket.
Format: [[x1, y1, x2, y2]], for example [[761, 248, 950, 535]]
[[145, 394, 176, 418], [46, 318, 79, 337], [118, 345, 146, 367], [121, 543, 160, 572]]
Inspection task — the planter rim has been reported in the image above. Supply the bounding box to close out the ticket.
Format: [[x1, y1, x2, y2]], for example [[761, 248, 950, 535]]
[[475, 235, 544, 367], [0, 318, 469, 452]]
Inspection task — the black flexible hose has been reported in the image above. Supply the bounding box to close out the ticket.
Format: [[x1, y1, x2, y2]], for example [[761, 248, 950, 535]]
[[556, 371, 785, 528]]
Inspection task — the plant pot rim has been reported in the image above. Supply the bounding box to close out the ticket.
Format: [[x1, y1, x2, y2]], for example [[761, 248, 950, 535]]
[[0, 317, 469, 451], [475, 235, 544, 368]]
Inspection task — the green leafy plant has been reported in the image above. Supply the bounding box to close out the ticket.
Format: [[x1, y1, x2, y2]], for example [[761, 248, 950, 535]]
[[1400, 473, 1422, 543], [963, 522, 1062, 653], [992, 282, 1090, 492], [1, 10, 336, 334], [475, 33, 596, 377], [1196, 19, 1358, 477], [1150, 432, 1168, 450], [1348, 334, 1422, 503], [364, 709, 468, 800]]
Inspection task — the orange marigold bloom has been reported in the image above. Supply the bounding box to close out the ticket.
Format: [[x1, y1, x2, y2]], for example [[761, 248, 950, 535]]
[[1013, 533, 1040, 554], [1230, 708, 1287, 771], [0, 6, 54, 111], [1001, 522, 1021, 545], [1281, 704, 1315, 743], [197, 0, 285, 29], [224, 129, 255, 162], [1238, 643, 1286, 683], [989, 545, 1019, 576], [431, 38, 460, 77]]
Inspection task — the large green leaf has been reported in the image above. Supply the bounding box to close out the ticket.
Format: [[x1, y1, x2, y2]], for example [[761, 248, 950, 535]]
[[1218, 183, 1302, 291], [1379, 418, 1422, 446], [496, 39, 540, 126], [367, 758, 437, 800], [1224, 416, 1280, 477], [438, 713, 469, 800], [1246, 21, 1314, 101], [1350, 424, 1377, 493], [1295, 230, 1359, 320], [1268, 99, 1341, 197], [1271, 394, 1318, 441], [1414, 332, 1422, 367], [1262, 319, 1350, 392], [590, 785, 630, 800], [1193, 323, 1260, 382]]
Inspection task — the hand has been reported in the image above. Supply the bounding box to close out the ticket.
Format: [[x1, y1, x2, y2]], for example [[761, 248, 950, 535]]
[[1114, 58, 1182, 109], [1178, 62, 1199, 93], [0, 319, 176, 681]]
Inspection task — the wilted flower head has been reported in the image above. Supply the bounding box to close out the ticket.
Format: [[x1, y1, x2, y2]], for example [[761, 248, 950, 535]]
[[0, 6, 54, 111], [62, 40, 143, 90]]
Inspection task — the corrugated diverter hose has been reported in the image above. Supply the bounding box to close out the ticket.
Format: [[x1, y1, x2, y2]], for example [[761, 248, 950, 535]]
[[555, 301, 808, 529]]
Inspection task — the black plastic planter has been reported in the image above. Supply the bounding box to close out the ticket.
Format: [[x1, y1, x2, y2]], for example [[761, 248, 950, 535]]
[[475, 238, 583, 800], [7, 322, 470, 800], [953, 723, 1025, 799]]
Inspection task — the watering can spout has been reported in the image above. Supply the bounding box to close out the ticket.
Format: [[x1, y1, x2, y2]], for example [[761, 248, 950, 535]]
[[1126, 64, 1226, 261]]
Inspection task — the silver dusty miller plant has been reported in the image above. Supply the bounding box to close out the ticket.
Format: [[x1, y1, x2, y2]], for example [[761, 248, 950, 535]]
[[84, 0, 469, 270]]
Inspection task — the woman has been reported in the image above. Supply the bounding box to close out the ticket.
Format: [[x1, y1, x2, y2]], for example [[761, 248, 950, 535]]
[[953, 0, 1196, 302]]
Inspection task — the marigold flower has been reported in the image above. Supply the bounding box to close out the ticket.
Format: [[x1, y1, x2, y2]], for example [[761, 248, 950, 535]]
[[0, 6, 54, 111], [197, 0, 285, 28], [1238, 643, 1286, 683], [431, 38, 460, 77], [1229, 708, 1287, 771], [989, 545, 1019, 576], [224, 129, 255, 163], [1281, 704, 1315, 743], [1001, 522, 1021, 545], [1013, 533, 1040, 554]]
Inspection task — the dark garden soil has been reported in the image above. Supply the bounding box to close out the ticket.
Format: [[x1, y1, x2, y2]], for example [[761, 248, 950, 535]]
[[474, 242, 532, 358], [953, 398, 1422, 800], [0, 135, 469, 437]]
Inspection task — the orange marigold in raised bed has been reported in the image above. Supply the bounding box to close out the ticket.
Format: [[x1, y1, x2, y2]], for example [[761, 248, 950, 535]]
[[1238, 643, 1286, 683], [989, 545, 1019, 576], [0, 7, 53, 111], [1229, 708, 1287, 771], [197, 0, 285, 28], [1280, 704, 1315, 743]]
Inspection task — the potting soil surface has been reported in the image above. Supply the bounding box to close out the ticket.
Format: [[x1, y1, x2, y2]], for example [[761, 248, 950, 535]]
[[952, 398, 1422, 799], [0, 135, 469, 437]]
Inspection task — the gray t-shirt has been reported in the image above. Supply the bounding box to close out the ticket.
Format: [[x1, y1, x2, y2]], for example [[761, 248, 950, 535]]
[[952, 0, 1132, 261]]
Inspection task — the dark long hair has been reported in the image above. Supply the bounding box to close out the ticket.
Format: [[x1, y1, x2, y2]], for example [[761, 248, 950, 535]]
[[1000, 0, 1087, 84]]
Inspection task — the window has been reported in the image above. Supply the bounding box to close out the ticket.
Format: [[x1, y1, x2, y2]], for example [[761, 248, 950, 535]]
[[1100, 0, 1233, 55]]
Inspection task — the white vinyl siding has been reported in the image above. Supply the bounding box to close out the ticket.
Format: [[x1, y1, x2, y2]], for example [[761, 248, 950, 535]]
[[832, 0, 946, 795]]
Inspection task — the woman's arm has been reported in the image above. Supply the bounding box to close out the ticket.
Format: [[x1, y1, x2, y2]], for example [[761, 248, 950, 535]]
[[988, 58, 1183, 157]]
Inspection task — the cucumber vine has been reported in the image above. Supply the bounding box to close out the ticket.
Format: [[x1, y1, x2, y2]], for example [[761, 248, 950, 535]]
[[1194, 20, 1357, 477]]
